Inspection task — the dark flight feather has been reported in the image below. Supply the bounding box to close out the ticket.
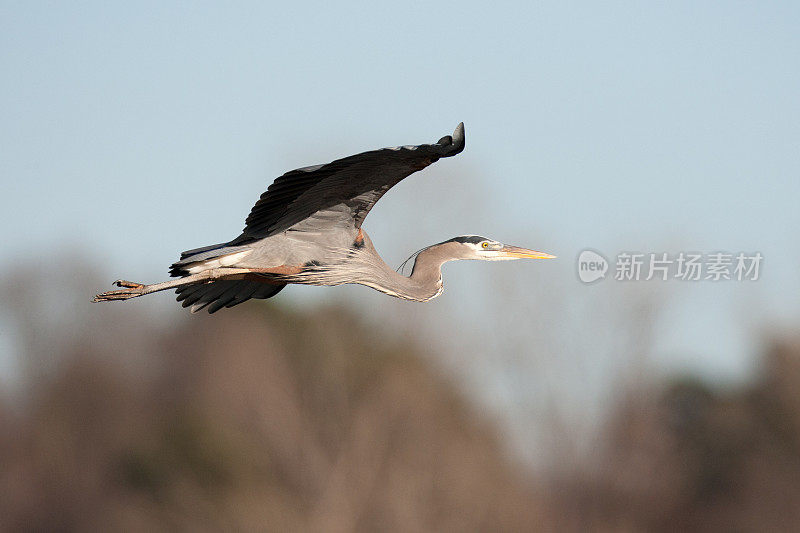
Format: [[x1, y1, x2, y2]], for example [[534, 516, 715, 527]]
[[230, 123, 465, 244]]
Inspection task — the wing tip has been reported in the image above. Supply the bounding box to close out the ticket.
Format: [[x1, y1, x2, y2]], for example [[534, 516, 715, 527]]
[[436, 122, 465, 157], [452, 121, 465, 150]]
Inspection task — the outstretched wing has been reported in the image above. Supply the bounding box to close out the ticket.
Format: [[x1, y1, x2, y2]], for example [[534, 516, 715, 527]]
[[231, 123, 465, 244], [175, 280, 285, 313]]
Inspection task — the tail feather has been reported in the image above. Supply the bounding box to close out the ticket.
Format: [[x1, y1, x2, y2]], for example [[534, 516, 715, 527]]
[[179, 243, 228, 260], [169, 244, 250, 277], [175, 280, 285, 314]]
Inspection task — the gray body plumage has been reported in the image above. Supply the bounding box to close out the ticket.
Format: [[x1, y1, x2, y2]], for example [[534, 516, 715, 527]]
[[166, 123, 466, 311]]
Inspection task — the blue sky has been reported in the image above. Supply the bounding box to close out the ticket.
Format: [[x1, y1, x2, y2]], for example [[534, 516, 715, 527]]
[[2, 2, 799, 390]]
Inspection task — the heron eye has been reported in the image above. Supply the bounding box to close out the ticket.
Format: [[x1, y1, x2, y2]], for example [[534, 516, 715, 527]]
[[482, 242, 489, 249]]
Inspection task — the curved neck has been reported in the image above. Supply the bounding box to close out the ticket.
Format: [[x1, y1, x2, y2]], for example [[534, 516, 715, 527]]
[[358, 241, 460, 302]]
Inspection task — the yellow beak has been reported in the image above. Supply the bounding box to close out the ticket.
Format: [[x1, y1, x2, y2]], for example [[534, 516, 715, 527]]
[[500, 245, 556, 259]]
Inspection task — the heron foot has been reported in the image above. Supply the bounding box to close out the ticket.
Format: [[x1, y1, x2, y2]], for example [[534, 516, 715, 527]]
[[112, 279, 144, 289], [92, 281, 146, 302]]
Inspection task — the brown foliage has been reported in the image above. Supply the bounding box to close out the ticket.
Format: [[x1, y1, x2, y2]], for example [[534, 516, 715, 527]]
[[0, 289, 544, 532], [3, 262, 800, 532], [546, 340, 800, 532]]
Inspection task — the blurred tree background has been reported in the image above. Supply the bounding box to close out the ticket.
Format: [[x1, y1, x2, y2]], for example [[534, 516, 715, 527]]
[[2, 2, 799, 531], [1, 261, 800, 532]]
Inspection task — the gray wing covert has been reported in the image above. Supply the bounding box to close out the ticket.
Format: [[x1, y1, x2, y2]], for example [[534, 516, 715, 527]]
[[230, 123, 465, 244]]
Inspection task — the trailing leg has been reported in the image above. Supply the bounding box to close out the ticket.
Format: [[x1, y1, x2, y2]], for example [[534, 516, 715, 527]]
[[91, 268, 253, 303]]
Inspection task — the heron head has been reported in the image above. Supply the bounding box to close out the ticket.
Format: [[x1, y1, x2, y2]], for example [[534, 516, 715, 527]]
[[447, 235, 556, 261], [397, 234, 555, 275]]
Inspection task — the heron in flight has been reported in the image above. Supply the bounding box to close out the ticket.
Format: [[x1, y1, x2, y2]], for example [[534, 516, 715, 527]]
[[93, 123, 554, 313]]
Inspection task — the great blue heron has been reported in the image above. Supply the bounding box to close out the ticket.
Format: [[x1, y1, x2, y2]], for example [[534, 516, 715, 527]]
[[93, 123, 554, 313]]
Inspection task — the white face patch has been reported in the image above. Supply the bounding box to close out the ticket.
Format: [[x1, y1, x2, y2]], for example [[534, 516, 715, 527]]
[[469, 240, 520, 261], [480, 252, 518, 261], [469, 240, 501, 252]]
